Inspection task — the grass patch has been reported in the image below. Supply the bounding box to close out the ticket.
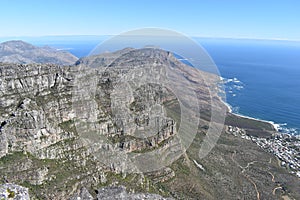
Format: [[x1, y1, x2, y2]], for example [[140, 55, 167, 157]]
[[171, 157, 191, 175], [163, 99, 181, 131], [225, 113, 274, 131], [0, 151, 29, 166], [58, 119, 76, 133], [7, 188, 15, 198]]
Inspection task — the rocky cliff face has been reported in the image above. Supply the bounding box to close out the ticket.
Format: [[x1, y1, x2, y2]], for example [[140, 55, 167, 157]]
[[0, 48, 214, 167], [0, 48, 299, 200], [0, 40, 78, 65], [0, 48, 208, 198], [0, 63, 76, 159]]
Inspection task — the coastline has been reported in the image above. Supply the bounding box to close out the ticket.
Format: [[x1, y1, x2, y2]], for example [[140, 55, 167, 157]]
[[222, 99, 279, 132]]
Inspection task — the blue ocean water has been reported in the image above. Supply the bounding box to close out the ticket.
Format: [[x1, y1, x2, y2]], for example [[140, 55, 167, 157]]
[[35, 38, 300, 135], [198, 38, 300, 135]]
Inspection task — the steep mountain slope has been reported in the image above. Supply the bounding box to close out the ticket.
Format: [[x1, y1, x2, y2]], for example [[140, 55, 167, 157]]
[[0, 40, 78, 65], [0, 48, 299, 199]]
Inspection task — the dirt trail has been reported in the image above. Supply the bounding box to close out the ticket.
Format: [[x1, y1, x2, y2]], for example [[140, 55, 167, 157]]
[[268, 171, 275, 182], [231, 151, 260, 200], [244, 175, 260, 200]]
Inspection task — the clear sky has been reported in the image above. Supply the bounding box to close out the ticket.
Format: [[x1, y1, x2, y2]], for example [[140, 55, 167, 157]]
[[1, 0, 300, 40]]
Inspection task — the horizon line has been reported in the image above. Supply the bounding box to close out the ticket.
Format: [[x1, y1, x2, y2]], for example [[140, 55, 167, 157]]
[[0, 34, 300, 42]]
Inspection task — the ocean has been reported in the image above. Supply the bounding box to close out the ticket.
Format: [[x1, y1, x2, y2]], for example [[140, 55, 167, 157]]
[[198, 38, 300, 135], [33, 38, 300, 135]]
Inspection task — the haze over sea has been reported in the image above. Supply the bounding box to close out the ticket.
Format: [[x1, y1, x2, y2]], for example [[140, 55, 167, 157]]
[[31, 37, 300, 135]]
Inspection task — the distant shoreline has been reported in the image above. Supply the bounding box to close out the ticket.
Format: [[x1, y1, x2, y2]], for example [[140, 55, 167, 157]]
[[222, 99, 278, 132]]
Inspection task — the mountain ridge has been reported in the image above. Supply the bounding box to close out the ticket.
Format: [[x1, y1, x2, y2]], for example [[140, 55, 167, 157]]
[[0, 45, 299, 199], [0, 40, 78, 65]]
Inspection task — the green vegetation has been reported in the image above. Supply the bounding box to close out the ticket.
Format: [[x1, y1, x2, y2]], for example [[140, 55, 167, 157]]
[[171, 157, 190, 175], [0, 151, 29, 166], [131, 135, 174, 154], [7, 188, 15, 198], [0, 148, 173, 198], [225, 113, 274, 131], [58, 119, 76, 133], [163, 99, 181, 131], [108, 134, 135, 144], [93, 171, 171, 197], [0, 142, 87, 198]]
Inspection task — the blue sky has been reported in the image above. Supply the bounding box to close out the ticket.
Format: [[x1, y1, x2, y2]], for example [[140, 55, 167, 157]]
[[1, 0, 300, 40]]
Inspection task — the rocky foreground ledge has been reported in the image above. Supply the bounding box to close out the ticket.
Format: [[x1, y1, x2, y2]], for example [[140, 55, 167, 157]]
[[0, 183, 29, 200], [0, 184, 172, 200]]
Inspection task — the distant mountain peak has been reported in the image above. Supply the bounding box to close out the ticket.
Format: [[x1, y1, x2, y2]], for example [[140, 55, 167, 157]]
[[2, 40, 34, 45], [1, 40, 36, 50], [0, 40, 78, 65]]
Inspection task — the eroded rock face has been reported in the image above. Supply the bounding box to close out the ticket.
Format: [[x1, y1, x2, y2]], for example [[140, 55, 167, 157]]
[[96, 185, 173, 200], [0, 48, 216, 198], [0, 48, 209, 162], [70, 187, 93, 200], [0, 63, 76, 159]]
